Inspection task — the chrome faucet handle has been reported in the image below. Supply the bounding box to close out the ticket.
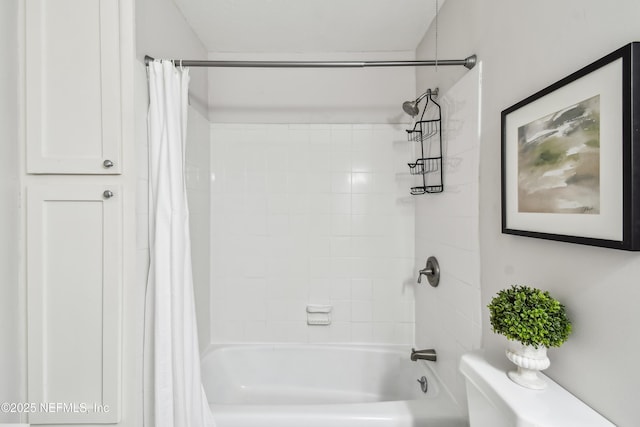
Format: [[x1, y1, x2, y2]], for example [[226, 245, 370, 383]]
[[417, 256, 440, 287], [417, 267, 432, 283]]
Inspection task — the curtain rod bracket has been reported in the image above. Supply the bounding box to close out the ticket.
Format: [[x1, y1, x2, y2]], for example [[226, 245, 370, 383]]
[[464, 55, 477, 70]]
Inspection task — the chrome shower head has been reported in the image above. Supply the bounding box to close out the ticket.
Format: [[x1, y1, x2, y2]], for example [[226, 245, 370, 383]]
[[402, 88, 438, 117], [402, 100, 420, 117]]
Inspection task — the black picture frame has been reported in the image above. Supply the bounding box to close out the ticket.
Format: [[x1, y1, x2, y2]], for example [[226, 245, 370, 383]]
[[501, 42, 640, 251]]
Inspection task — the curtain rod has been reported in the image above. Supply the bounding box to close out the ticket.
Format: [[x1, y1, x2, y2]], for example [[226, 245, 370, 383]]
[[143, 54, 477, 69]]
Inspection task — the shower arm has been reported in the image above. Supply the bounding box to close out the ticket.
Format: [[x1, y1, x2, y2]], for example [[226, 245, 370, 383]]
[[414, 88, 439, 104], [143, 55, 477, 69]]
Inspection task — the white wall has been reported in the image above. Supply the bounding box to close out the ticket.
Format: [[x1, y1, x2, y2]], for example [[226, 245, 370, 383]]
[[414, 65, 482, 408], [416, 1, 640, 425], [207, 51, 416, 123], [0, 0, 22, 422], [136, 0, 209, 116], [210, 123, 415, 343]]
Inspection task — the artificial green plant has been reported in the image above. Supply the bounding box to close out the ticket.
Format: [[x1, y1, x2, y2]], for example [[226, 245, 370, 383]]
[[488, 285, 572, 348]]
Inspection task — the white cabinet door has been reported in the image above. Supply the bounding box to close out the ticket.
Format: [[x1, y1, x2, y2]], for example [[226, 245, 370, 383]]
[[27, 185, 122, 424], [26, 0, 122, 174]]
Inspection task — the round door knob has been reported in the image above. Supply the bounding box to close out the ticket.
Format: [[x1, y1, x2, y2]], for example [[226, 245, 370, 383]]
[[103, 159, 114, 168], [103, 190, 114, 199]]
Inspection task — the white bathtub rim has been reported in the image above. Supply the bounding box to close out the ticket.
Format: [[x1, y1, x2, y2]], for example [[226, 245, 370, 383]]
[[201, 342, 418, 356], [201, 342, 462, 406]]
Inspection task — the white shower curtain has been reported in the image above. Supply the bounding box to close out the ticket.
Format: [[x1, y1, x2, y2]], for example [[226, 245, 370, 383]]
[[146, 60, 215, 427]]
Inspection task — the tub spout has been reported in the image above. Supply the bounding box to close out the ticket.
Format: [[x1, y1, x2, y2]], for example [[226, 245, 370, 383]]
[[411, 348, 437, 362]]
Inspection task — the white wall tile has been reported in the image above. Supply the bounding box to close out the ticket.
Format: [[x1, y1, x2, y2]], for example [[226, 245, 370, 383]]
[[330, 194, 351, 215], [330, 172, 352, 193], [211, 321, 244, 342], [268, 278, 308, 300], [307, 173, 332, 193], [330, 257, 352, 278], [330, 150, 352, 172], [309, 257, 332, 279], [267, 321, 307, 342], [329, 322, 352, 342], [307, 216, 331, 237], [308, 195, 332, 215], [267, 173, 288, 194], [372, 322, 395, 343], [330, 237, 352, 258], [351, 150, 374, 173], [288, 175, 309, 194], [331, 300, 352, 322], [308, 324, 332, 342], [351, 300, 373, 322], [351, 278, 372, 299], [244, 321, 269, 342], [413, 67, 481, 408], [351, 172, 374, 193], [210, 123, 414, 344], [330, 214, 351, 236], [351, 323, 373, 342]]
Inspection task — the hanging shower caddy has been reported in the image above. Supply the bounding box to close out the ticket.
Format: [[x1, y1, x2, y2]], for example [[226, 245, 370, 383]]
[[406, 90, 443, 195]]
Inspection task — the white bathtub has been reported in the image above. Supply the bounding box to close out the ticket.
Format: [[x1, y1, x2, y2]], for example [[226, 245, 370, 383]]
[[201, 344, 467, 427]]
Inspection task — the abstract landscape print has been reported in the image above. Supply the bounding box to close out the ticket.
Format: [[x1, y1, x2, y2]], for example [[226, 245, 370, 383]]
[[517, 95, 601, 214]]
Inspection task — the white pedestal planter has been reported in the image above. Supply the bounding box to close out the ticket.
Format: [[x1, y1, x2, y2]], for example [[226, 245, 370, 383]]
[[505, 342, 550, 389]]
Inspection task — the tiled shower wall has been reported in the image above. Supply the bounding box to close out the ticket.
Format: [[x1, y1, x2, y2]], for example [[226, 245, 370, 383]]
[[210, 123, 416, 344], [414, 66, 482, 407]]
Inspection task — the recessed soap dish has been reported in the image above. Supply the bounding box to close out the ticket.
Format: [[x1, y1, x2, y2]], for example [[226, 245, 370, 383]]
[[306, 304, 332, 325]]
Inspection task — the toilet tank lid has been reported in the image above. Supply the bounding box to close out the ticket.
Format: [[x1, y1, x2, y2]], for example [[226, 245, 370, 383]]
[[459, 351, 615, 427]]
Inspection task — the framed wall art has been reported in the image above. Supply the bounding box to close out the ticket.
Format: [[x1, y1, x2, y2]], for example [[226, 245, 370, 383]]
[[502, 42, 640, 250]]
